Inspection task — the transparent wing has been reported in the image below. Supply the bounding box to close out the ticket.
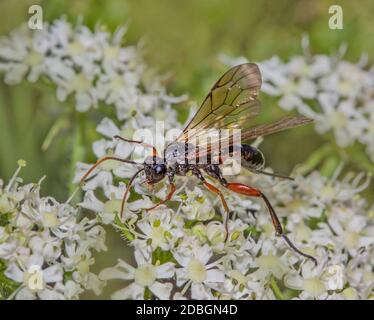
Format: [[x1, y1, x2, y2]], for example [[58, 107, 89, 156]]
[[186, 116, 313, 161], [176, 63, 262, 143], [240, 116, 313, 141]]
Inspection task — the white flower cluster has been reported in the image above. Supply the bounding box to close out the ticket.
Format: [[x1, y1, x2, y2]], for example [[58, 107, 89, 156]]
[[79, 117, 374, 299], [0, 161, 107, 299], [220, 38, 374, 161], [0, 18, 185, 118], [249, 167, 374, 300]]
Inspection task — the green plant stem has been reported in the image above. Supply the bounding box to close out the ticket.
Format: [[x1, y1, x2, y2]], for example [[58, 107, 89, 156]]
[[68, 111, 87, 202], [270, 276, 285, 300], [295, 143, 333, 175]]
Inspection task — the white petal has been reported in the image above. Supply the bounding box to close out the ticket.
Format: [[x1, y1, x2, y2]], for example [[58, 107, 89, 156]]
[[111, 282, 144, 300], [16, 287, 36, 300], [75, 92, 93, 112], [83, 171, 113, 191], [149, 281, 172, 300], [284, 273, 303, 290], [4, 64, 28, 85], [156, 263, 175, 279], [175, 268, 189, 287], [205, 269, 225, 283], [38, 288, 66, 300], [173, 252, 190, 267], [196, 245, 212, 265], [127, 197, 154, 211], [27, 254, 43, 269], [92, 139, 114, 158], [5, 263, 24, 283], [79, 190, 104, 212], [113, 163, 138, 179], [43, 265, 63, 283], [96, 118, 120, 138], [137, 220, 153, 236], [99, 259, 135, 281], [134, 248, 151, 265], [115, 141, 133, 158], [0, 242, 17, 258], [191, 283, 213, 300]]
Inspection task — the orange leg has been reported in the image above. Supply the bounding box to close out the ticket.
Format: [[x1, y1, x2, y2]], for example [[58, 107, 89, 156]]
[[226, 182, 317, 265], [146, 183, 176, 212], [202, 181, 230, 237], [114, 135, 158, 157]]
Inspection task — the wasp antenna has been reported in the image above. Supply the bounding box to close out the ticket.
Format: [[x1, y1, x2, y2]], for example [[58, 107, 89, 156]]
[[252, 169, 294, 181], [79, 156, 139, 184], [113, 135, 158, 157], [113, 135, 141, 143], [120, 168, 144, 220], [281, 234, 318, 266]]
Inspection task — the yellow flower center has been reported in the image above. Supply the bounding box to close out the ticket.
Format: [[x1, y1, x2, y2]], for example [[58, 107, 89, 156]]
[[103, 199, 121, 215], [77, 260, 90, 274], [42, 211, 60, 228], [24, 51, 43, 66], [67, 42, 85, 55], [303, 277, 325, 297], [344, 231, 359, 249], [187, 259, 207, 283], [228, 270, 247, 286], [134, 264, 157, 287], [150, 226, 166, 247], [0, 195, 12, 213], [330, 111, 348, 129], [104, 46, 120, 60], [110, 75, 125, 90], [70, 73, 91, 92]]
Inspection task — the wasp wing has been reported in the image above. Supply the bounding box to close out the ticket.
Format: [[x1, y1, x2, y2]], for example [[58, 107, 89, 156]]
[[240, 116, 313, 141], [176, 63, 262, 143], [174, 63, 312, 163], [186, 116, 313, 162]]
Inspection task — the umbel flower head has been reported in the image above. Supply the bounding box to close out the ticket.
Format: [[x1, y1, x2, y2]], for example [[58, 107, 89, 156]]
[[0, 18, 186, 118], [0, 161, 107, 299]]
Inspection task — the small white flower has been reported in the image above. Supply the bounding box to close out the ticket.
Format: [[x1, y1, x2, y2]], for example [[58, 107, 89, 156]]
[[5, 254, 63, 300], [323, 264, 345, 291], [99, 248, 174, 300], [174, 244, 225, 299]]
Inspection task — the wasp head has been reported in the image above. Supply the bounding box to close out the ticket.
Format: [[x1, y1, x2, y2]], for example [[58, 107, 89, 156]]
[[144, 156, 166, 184]]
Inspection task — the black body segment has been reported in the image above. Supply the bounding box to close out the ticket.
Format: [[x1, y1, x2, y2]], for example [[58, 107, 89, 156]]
[[240, 144, 265, 171]]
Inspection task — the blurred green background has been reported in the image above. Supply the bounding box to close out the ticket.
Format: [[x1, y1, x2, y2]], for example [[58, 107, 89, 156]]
[[1, 0, 373, 298]]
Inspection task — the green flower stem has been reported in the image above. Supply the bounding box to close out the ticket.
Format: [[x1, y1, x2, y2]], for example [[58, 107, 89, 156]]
[[68, 111, 87, 202], [41, 116, 70, 151], [270, 276, 285, 300], [296, 143, 334, 175]]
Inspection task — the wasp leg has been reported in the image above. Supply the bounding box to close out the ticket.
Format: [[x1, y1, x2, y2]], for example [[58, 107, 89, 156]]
[[202, 180, 231, 239], [113, 135, 158, 157], [225, 182, 317, 265], [146, 183, 176, 212], [79, 156, 138, 184], [193, 169, 230, 239]]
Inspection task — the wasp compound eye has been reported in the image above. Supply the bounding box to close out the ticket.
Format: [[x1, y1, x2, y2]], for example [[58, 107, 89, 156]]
[[155, 164, 166, 175]]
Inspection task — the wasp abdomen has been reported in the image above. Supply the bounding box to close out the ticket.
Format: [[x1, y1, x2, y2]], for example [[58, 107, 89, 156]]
[[241, 144, 265, 170]]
